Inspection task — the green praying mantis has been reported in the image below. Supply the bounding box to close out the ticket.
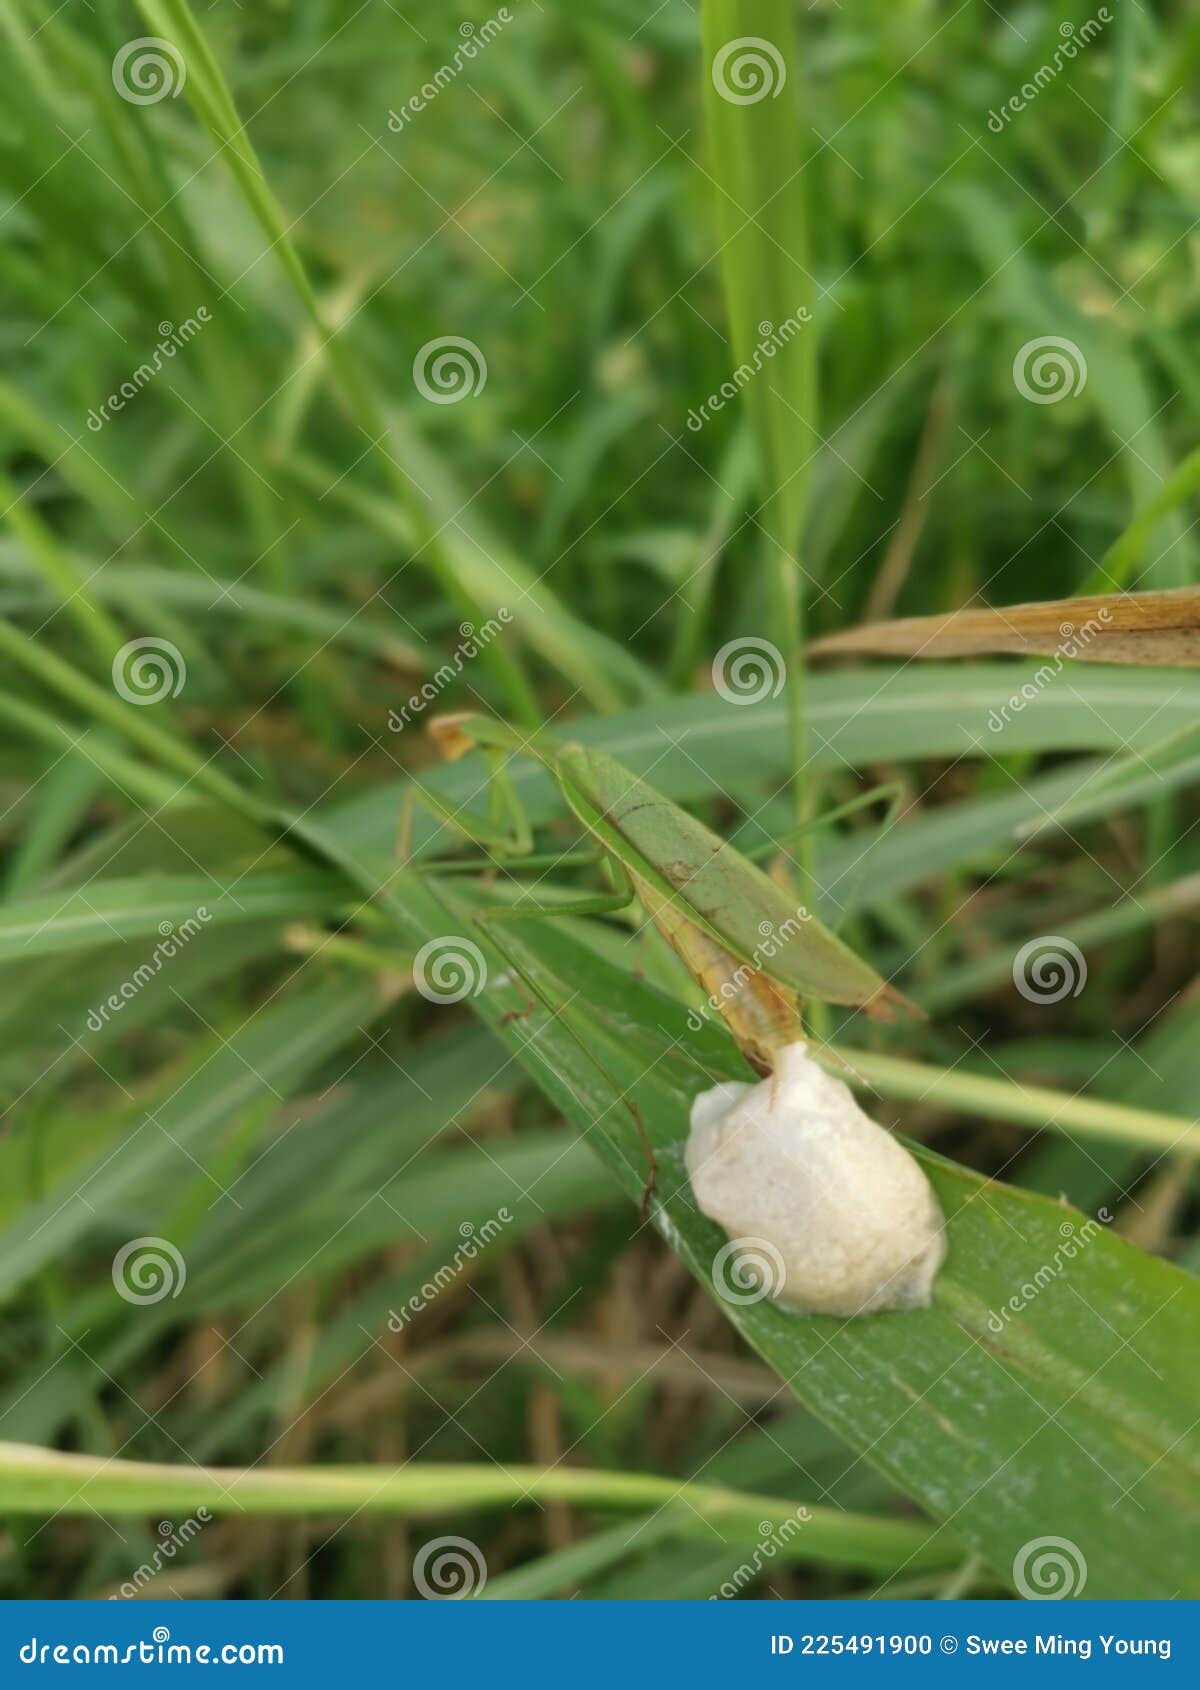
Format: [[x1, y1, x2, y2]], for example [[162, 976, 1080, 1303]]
[[395, 713, 914, 1208]]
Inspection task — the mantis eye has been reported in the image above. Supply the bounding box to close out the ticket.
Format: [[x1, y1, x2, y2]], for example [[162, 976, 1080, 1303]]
[[685, 1042, 946, 1318]]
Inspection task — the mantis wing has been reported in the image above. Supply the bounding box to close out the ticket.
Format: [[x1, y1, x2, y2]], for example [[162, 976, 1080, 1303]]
[[554, 744, 908, 1029]]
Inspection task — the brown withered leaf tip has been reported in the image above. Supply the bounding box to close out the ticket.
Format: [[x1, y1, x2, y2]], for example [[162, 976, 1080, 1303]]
[[808, 587, 1200, 668]]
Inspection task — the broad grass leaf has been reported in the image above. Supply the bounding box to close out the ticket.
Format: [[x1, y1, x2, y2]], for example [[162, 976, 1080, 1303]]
[[327, 665, 1200, 867], [428, 907, 1199, 1600]]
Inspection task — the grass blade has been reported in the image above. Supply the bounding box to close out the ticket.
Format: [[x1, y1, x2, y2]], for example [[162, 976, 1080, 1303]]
[[0, 1442, 958, 1577]]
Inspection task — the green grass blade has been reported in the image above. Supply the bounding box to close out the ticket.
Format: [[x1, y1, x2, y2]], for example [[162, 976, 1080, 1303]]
[[0, 978, 386, 1301], [701, 0, 817, 857], [0, 872, 350, 961], [330, 665, 1200, 867], [700, 0, 816, 558], [129, 0, 622, 720], [1091, 443, 1200, 589], [0, 1442, 957, 1577]]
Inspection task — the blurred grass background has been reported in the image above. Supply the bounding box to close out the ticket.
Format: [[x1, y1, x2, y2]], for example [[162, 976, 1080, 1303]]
[[1, 0, 1198, 1599]]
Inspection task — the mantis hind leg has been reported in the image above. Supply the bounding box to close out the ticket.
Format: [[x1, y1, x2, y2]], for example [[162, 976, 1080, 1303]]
[[741, 780, 907, 865], [743, 780, 907, 928], [628, 1097, 656, 1223]]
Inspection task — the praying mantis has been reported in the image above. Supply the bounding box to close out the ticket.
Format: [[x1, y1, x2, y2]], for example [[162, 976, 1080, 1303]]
[[397, 713, 913, 1209]]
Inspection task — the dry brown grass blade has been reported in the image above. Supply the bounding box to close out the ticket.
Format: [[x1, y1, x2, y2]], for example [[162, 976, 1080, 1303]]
[[810, 587, 1200, 667]]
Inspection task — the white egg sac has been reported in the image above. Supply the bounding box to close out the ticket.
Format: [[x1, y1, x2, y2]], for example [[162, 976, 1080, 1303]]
[[686, 1041, 946, 1317]]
